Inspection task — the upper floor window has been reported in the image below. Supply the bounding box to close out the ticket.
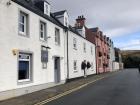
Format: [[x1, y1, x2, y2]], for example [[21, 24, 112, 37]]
[[40, 21, 46, 41], [19, 11, 29, 36], [73, 38, 77, 50], [83, 43, 86, 53], [44, 2, 50, 16], [55, 28, 60, 45], [91, 46, 93, 55]]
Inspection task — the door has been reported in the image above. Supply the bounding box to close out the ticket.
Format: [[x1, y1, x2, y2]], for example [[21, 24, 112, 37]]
[[54, 57, 61, 83]]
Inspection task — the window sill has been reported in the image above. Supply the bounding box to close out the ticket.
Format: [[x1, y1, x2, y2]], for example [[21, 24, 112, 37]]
[[73, 48, 77, 50], [55, 43, 61, 47], [74, 70, 78, 73], [40, 39, 47, 43], [19, 32, 29, 38], [17, 78, 33, 85]]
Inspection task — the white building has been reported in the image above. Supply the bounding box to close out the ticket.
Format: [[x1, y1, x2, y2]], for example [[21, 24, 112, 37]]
[[107, 38, 115, 72], [0, 0, 66, 100], [53, 11, 96, 79], [67, 27, 96, 79], [0, 0, 97, 101]]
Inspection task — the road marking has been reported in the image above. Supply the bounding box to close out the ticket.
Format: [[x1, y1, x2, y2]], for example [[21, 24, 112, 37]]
[[34, 76, 109, 105]]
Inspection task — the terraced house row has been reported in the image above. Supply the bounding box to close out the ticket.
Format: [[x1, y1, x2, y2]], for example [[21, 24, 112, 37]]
[[0, 0, 119, 101]]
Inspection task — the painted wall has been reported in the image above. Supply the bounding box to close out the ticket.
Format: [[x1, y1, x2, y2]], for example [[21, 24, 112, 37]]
[[67, 31, 96, 79], [0, 0, 66, 98]]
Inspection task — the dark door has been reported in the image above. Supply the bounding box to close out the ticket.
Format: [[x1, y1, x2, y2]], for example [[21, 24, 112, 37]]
[[54, 57, 61, 83]]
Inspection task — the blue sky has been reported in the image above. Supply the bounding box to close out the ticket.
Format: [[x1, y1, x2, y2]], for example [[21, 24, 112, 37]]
[[48, 0, 140, 50], [112, 31, 140, 50]]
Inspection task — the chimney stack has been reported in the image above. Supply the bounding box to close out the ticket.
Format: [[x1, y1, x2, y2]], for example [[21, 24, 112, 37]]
[[75, 15, 86, 27]]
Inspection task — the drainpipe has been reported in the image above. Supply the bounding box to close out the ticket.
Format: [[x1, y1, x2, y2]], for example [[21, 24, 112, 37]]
[[65, 28, 69, 82]]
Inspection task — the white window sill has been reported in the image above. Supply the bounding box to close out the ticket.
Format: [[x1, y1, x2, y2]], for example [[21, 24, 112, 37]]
[[19, 32, 29, 37], [18, 79, 31, 83]]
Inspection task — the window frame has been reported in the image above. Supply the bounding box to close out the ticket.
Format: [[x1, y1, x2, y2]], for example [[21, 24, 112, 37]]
[[91, 46, 93, 55], [18, 52, 32, 83], [55, 28, 60, 46], [73, 60, 78, 72], [19, 11, 29, 37], [83, 43, 86, 53], [40, 21, 47, 41], [41, 46, 48, 69], [73, 38, 77, 50], [44, 2, 50, 16]]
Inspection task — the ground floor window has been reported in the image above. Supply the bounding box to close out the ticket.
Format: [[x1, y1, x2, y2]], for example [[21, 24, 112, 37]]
[[18, 53, 32, 82], [41, 46, 48, 69], [73, 60, 78, 72]]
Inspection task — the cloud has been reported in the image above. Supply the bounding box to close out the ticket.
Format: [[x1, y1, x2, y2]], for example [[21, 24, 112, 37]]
[[48, 0, 140, 38], [116, 39, 140, 50]]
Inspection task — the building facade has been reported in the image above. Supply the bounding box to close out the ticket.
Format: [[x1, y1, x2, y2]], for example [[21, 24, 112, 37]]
[[0, 0, 66, 100], [0, 0, 116, 101]]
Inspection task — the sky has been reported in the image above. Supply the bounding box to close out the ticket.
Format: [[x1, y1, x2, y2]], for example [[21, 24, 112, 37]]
[[47, 0, 140, 50]]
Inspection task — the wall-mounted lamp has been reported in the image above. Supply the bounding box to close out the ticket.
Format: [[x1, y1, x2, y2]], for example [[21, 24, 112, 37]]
[[12, 49, 19, 56]]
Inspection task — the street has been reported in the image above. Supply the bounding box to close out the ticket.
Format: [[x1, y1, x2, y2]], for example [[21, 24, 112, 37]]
[[45, 69, 140, 105]]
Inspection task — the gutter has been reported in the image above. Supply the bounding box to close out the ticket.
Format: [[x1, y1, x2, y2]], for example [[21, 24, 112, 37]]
[[66, 28, 69, 81]]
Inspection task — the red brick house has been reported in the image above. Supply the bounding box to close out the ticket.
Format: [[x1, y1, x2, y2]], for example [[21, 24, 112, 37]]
[[90, 28, 110, 74]]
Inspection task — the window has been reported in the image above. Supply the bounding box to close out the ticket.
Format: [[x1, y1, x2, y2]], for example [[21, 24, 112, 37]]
[[73, 38, 77, 49], [40, 21, 46, 41], [65, 17, 68, 27], [73, 60, 77, 71], [41, 46, 48, 69], [55, 28, 60, 45], [44, 2, 50, 16], [19, 11, 28, 36], [91, 46, 93, 55], [18, 53, 32, 82], [99, 59, 102, 67], [83, 43, 86, 53], [91, 62, 94, 69]]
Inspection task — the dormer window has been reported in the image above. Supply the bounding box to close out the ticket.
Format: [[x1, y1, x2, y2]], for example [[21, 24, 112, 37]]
[[44, 2, 50, 16], [34, 0, 50, 16]]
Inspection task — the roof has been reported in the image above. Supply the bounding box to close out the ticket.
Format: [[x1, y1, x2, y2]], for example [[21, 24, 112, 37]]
[[52, 10, 66, 17], [90, 27, 99, 32], [12, 0, 65, 29]]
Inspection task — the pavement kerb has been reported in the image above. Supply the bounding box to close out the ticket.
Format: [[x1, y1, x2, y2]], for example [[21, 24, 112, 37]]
[[34, 73, 116, 105]]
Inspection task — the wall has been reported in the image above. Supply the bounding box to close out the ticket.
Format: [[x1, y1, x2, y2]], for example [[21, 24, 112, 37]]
[[0, 1, 66, 100], [67, 31, 96, 79]]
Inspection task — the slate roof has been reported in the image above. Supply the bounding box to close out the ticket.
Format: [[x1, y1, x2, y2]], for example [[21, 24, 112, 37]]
[[11, 0, 95, 45], [90, 27, 99, 32], [11, 0, 65, 29], [52, 10, 66, 17]]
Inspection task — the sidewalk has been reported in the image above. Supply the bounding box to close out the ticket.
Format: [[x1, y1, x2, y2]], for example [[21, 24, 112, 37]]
[[0, 71, 118, 105]]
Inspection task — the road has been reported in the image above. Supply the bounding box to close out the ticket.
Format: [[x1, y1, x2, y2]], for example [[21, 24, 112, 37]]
[[45, 69, 140, 105]]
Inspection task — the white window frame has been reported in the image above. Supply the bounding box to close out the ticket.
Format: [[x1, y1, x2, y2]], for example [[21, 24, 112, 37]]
[[73, 38, 77, 50], [41, 46, 48, 69], [73, 60, 77, 71], [44, 2, 50, 16], [55, 28, 60, 45], [91, 62, 94, 69], [40, 21, 46, 41], [19, 11, 28, 36], [83, 43, 86, 53], [18, 53, 31, 82], [91, 46, 93, 55]]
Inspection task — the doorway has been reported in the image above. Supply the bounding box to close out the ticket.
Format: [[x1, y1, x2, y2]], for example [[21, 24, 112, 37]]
[[54, 57, 61, 83]]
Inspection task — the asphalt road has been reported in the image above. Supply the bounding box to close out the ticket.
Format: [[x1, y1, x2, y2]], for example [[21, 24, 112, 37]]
[[45, 69, 140, 105]]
